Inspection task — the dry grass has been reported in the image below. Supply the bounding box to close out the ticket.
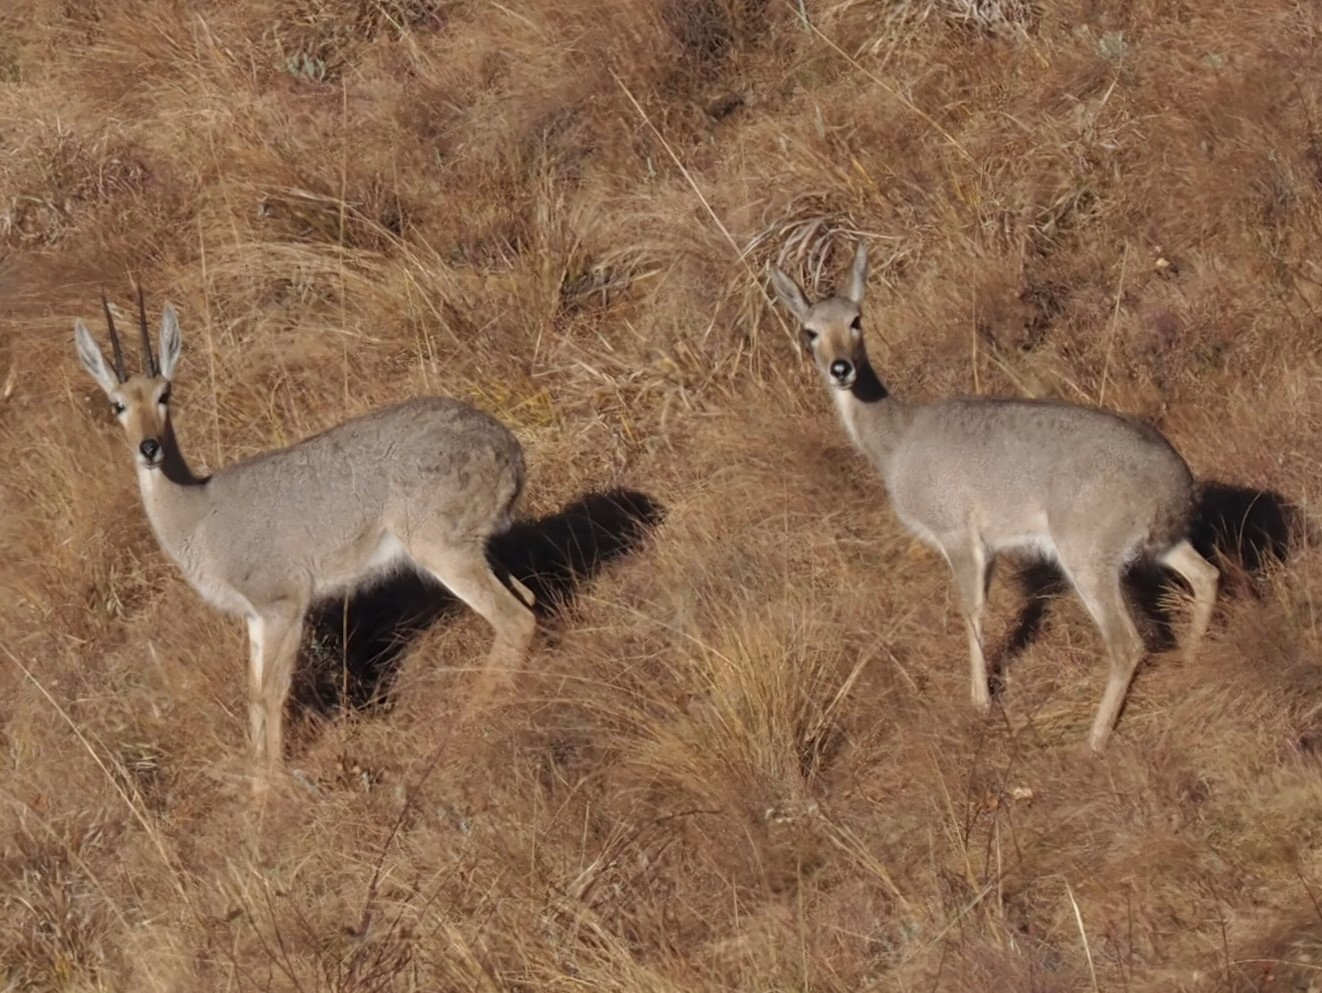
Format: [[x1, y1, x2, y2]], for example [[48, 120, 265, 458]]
[[2, 0, 1322, 989]]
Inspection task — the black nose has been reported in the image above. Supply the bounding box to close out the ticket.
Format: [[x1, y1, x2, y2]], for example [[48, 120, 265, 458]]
[[139, 438, 161, 461], [830, 359, 854, 380]]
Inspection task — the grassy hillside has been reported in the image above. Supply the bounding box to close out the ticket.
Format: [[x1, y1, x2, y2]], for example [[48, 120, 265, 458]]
[[2, 0, 1321, 989]]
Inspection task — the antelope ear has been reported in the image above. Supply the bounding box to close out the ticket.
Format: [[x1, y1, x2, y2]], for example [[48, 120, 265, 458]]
[[841, 241, 868, 305], [75, 321, 118, 396], [158, 305, 182, 381], [769, 265, 810, 323]]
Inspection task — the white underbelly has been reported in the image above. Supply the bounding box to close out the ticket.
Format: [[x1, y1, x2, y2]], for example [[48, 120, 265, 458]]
[[986, 530, 1059, 560], [310, 530, 409, 598], [891, 504, 1060, 562]]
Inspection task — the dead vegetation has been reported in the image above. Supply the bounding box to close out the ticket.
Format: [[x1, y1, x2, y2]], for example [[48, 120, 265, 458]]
[[1, 0, 1320, 989]]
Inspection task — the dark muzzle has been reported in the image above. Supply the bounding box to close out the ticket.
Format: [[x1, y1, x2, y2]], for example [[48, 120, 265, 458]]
[[829, 358, 855, 386]]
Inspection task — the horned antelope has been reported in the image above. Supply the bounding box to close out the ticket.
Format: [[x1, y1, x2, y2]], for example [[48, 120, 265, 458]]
[[769, 241, 1219, 751], [74, 291, 536, 784]]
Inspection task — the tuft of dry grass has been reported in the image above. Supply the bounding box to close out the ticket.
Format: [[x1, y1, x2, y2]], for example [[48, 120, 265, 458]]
[[2, 0, 1322, 989]]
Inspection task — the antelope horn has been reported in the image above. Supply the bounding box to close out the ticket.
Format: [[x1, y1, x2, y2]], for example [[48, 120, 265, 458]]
[[136, 281, 158, 377], [100, 290, 128, 383]]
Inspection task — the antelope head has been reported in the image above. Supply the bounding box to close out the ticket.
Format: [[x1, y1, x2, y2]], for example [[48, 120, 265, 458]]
[[74, 287, 182, 471], [769, 240, 871, 391]]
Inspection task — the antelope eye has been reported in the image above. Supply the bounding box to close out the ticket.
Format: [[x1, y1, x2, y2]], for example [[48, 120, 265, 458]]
[[803, 328, 819, 341], [850, 316, 862, 331], [158, 389, 171, 406], [111, 401, 127, 416]]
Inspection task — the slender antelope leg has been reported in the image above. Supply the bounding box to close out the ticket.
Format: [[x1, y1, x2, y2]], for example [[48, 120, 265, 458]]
[[245, 614, 268, 768], [1160, 540, 1219, 663], [1055, 550, 1145, 752], [261, 607, 305, 775], [247, 604, 304, 785], [943, 539, 992, 713], [411, 541, 536, 695]]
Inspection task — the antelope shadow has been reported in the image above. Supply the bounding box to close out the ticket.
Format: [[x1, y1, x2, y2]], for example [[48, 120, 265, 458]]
[[990, 479, 1301, 693], [292, 487, 665, 717]]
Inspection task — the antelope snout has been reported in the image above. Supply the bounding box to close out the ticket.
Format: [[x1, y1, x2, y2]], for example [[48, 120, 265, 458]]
[[139, 438, 163, 466], [829, 358, 856, 388]]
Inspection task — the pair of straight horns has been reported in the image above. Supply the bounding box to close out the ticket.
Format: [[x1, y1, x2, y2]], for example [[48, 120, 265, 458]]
[[100, 283, 158, 383]]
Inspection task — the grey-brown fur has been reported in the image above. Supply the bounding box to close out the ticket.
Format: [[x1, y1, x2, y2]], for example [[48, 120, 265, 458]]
[[75, 301, 536, 786], [770, 241, 1218, 751]]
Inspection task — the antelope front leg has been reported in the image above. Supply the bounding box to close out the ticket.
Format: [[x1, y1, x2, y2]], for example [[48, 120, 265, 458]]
[[943, 541, 992, 713], [245, 615, 268, 772], [246, 607, 304, 786]]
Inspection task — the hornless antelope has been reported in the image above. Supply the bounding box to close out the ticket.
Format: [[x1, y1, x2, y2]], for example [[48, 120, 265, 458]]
[[770, 242, 1219, 751], [74, 292, 536, 783]]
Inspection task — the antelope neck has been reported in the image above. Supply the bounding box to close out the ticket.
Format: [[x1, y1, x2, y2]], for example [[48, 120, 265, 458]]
[[152, 420, 207, 487], [829, 352, 907, 467], [136, 421, 211, 549], [848, 353, 888, 403]]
